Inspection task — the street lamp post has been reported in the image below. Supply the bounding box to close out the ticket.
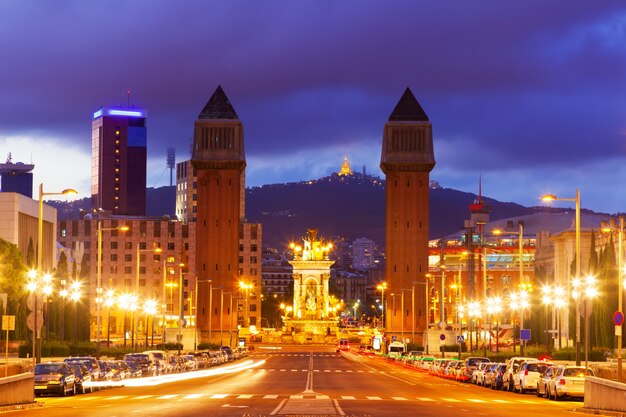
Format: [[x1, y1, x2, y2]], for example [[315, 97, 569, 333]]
[[96, 222, 127, 359], [376, 282, 387, 329], [36, 183, 77, 364], [104, 290, 115, 348], [194, 279, 219, 350], [602, 217, 624, 381], [135, 243, 162, 349], [239, 281, 252, 328], [573, 275, 597, 369], [542, 190, 581, 365], [542, 286, 553, 353]]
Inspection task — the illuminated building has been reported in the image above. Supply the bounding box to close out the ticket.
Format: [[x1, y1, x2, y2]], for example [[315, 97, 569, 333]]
[[338, 157, 352, 176], [380, 88, 435, 340], [91, 106, 147, 215]]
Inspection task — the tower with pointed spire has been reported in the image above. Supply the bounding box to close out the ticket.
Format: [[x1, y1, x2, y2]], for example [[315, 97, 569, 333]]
[[338, 157, 352, 176], [380, 87, 435, 342], [192, 85, 246, 342]]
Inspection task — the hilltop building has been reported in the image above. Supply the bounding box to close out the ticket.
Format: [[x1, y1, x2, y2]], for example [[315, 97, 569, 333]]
[[91, 106, 147, 216]]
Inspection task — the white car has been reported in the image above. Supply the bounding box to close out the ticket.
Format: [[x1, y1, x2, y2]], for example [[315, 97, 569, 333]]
[[548, 366, 594, 400], [514, 361, 552, 394]]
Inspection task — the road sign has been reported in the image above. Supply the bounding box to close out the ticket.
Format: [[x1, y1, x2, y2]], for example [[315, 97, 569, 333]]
[[439, 333, 446, 341], [520, 329, 531, 341], [2, 315, 15, 331], [26, 312, 43, 332], [26, 294, 44, 312], [613, 311, 624, 326], [456, 335, 465, 344], [617, 325, 623, 337]]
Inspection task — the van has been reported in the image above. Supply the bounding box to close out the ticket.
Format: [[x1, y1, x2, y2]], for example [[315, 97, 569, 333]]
[[337, 338, 350, 352], [387, 341, 405, 359]]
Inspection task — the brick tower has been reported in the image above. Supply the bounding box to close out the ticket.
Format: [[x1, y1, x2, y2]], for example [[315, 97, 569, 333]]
[[192, 85, 246, 344], [380, 88, 435, 344]]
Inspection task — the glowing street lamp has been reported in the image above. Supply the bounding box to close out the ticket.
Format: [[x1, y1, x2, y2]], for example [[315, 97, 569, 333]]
[[135, 243, 162, 349], [541, 189, 581, 364], [572, 275, 598, 369]]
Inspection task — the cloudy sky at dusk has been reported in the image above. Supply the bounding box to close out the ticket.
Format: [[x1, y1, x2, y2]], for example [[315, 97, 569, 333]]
[[1, 1, 625, 213]]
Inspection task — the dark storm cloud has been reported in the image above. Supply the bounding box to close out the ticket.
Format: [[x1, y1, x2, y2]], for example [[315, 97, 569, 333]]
[[1, 1, 626, 211]]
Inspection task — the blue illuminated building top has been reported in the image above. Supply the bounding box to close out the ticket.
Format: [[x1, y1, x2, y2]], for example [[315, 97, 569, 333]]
[[93, 107, 146, 119]]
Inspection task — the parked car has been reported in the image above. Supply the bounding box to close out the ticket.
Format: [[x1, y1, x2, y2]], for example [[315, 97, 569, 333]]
[[143, 350, 170, 374], [64, 356, 101, 381], [514, 361, 551, 394], [97, 360, 115, 381], [460, 356, 489, 382], [124, 353, 156, 376], [482, 363, 502, 388], [536, 365, 560, 398], [472, 362, 492, 385], [221, 346, 235, 361], [125, 360, 144, 378], [67, 362, 92, 394], [548, 366, 594, 400], [34, 362, 76, 396], [503, 356, 536, 391]]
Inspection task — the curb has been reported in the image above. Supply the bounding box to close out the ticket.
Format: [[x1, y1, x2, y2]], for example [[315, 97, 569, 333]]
[[0, 401, 45, 413], [572, 407, 626, 417]]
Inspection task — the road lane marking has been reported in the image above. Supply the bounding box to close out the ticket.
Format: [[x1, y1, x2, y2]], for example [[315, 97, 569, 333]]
[[324, 370, 331, 372], [291, 369, 297, 372], [134, 395, 154, 399], [517, 399, 540, 404], [392, 397, 408, 401], [269, 398, 288, 416], [467, 399, 487, 403], [210, 394, 228, 399], [417, 397, 435, 401], [158, 395, 177, 399], [107, 396, 128, 400], [316, 395, 330, 399], [290, 395, 304, 399], [264, 395, 278, 399], [491, 399, 512, 403], [237, 394, 253, 399], [341, 396, 356, 400], [184, 394, 205, 399], [334, 370, 342, 372], [334, 399, 346, 416], [441, 398, 462, 402], [366, 396, 382, 400]]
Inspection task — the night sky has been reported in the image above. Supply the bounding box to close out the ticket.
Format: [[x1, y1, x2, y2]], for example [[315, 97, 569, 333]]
[[1, 1, 625, 213]]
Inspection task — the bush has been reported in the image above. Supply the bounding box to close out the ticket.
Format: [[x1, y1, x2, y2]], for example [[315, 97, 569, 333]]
[[197, 343, 221, 350], [156, 342, 183, 351]]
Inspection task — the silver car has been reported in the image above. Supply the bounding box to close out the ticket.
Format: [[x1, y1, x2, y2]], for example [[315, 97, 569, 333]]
[[548, 366, 594, 400]]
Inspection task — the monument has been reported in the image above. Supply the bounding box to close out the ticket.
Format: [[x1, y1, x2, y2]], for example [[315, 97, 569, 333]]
[[284, 229, 339, 344]]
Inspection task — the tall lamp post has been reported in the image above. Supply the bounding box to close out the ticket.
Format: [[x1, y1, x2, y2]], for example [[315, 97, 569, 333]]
[[572, 275, 597, 369], [376, 282, 387, 329], [602, 217, 624, 381], [542, 190, 581, 365], [96, 222, 127, 359], [135, 243, 162, 349], [36, 183, 77, 364]]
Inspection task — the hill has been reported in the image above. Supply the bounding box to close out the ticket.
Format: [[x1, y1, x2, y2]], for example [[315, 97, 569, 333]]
[[50, 175, 541, 248]]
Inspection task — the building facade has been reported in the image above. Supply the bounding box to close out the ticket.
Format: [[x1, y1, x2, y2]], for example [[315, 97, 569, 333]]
[[57, 216, 194, 342], [91, 107, 147, 216], [380, 88, 435, 342], [352, 237, 376, 270], [0, 155, 34, 198]]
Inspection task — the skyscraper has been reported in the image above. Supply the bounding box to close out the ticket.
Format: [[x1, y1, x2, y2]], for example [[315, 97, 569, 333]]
[[380, 88, 435, 341], [191, 86, 246, 343], [91, 107, 147, 215]]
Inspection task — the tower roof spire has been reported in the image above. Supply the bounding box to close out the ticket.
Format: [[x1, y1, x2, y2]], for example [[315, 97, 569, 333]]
[[388, 87, 429, 122], [198, 85, 239, 120]]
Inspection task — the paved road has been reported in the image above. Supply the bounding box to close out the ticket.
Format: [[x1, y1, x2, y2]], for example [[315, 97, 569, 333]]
[[8, 347, 596, 417]]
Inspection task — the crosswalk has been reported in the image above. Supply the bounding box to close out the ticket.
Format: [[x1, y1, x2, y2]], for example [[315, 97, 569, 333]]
[[57, 394, 564, 404]]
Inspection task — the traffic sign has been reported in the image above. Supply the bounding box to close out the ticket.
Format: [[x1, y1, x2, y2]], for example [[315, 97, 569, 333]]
[[439, 333, 446, 341], [26, 312, 43, 332], [2, 315, 15, 331], [613, 311, 624, 326], [456, 335, 465, 344], [520, 329, 531, 341], [26, 294, 44, 312]]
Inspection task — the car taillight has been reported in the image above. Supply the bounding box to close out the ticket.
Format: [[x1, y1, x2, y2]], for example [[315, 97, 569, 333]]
[[558, 379, 566, 385]]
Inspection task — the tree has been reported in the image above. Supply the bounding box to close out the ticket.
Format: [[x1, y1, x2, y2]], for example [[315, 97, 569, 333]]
[[26, 238, 35, 269], [0, 238, 28, 339]]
